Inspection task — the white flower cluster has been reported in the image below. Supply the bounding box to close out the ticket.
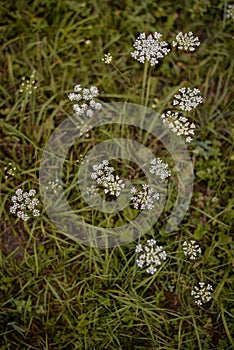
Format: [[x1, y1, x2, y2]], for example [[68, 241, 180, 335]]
[[183, 240, 201, 260], [227, 4, 234, 19], [130, 184, 159, 210], [173, 87, 203, 111], [4, 162, 17, 179], [10, 188, 40, 221], [19, 71, 37, 94], [191, 282, 213, 306], [91, 160, 125, 197], [161, 111, 196, 143], [131, 32, 170, 66], [76, 154, 88, 165], [102, 52, 112, 64], [136, 239, 167, 274], [86, 184, 99, 198], [45, 179, 62, 194], [172, 32, 200, 52], [149, 158, 171, 180], [68, 85, 102, 118]]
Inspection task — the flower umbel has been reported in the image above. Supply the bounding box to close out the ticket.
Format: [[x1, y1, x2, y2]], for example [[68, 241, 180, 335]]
[[130, 184, 159, 210], [149, 158, 171, 180], [136, 239, 167, 274], [161, 111, 196, 143], [172, 32, 200, 52], [91, 160, 125, 197], [45, 179, 62, 195], [4, 162, 17, 179], [10, 188, 40, 221], [191, 282, 213, 306], [102, 52, 113, 64], [173, 87, 203, 111], [76, 154, 89, 165], [131, 32, 170, 66], [68, 84, 102, 118], [19, 71, 37, 94], [86, 184, 99, 198], [226, 4, 234, 19], [183, 240, 201, 260]]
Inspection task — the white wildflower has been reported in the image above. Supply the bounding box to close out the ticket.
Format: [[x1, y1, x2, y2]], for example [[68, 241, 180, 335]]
[[102, 52, 113, 64], [135, 239, 167, 274], [45, 179, 62, 194], [19, 71, 37, 94], [183, 240, 201, 260], [191, 282, 213, 306], [226, 4, 234, 19], [173, 87, 203, 111], [130, 184, 159, 210], [131, 32, 170, 66], [91, 160, 125, 197], [161, 110, 196, 143], [68, 84, 102, 117], [76, 154, 89, 165], [149, 158, 171, 180], [4, 162, 17, 179], [10, 188, 40, 221], [172, 32, 200, 52], [86, 184, 99, 198]]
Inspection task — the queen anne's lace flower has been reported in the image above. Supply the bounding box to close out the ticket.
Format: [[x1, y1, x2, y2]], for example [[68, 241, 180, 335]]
[[183, 240, 201, 260], [161, 110, 196, 143], [4, 162, 17, 179], [91, 160, 125, 197], [173, 87, 203, 111], [10, 188, 40, 221], [130, 184, 159, 210], [46, 179, 62, 194], [226, 4, 234, 19], [172, 32, 200, 52], [135, 239, 167, 274], [86, 184, 99, 198], [102, 53, 112, 64], [191, 282, 213, 306], [19, 71, 37, 94], [131, 32, 170, 66], [149, 158, 171, 180], [68, 85, 102, 118]]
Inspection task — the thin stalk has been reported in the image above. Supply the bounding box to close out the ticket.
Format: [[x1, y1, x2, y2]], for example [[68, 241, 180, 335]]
[[141, 61, 149, 105]]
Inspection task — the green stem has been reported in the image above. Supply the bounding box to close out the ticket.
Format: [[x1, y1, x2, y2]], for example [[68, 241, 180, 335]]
[[111, 62, 131, 85], [187, 51, 191, 84], [141, 61, 149, 105]]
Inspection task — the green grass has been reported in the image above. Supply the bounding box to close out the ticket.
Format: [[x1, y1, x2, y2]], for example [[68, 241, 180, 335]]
[[0, 0, 234, 349]]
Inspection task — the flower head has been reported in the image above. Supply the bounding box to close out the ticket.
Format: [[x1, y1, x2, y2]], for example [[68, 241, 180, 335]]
[[45, 179, 62, 195], [131, 32, 170, 66], [10, 187, 40, 221], [91, 160, 125, 197], [161, 110, 196, 143], [102, 52, 113, 64], [130, 184, 159, 210], [149, 158, 171, 180], [191, 282, 213, 306], [172, 32, 200, 52], [183, 240, 201, 260], [135, 239, 167, 274], [173, 87, 203, 111], [226, 4, 234, 19], [86, 184, 99, 198], [19, 71, 37, 94], [4, 162, 17, 179], [68, 84, 102, 118]]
